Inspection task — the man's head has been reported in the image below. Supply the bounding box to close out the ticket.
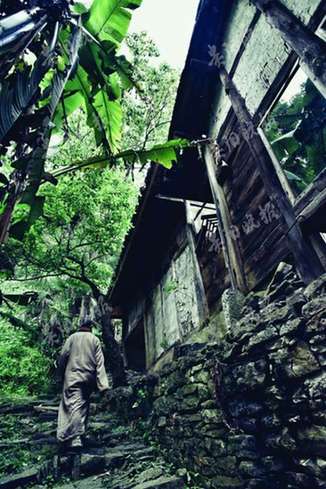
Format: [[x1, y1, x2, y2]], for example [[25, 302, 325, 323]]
[[79, 320, 94, 332]]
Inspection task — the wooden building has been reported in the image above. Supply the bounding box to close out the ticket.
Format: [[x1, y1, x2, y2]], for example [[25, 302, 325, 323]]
[[110, 0, 326, 371]]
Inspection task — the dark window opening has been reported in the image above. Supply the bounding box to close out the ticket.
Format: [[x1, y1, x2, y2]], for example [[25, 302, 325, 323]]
[[262, 66, 326, 197]]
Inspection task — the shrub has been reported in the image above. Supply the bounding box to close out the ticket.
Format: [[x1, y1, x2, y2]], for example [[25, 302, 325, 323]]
[[0, 321, 51, 397]]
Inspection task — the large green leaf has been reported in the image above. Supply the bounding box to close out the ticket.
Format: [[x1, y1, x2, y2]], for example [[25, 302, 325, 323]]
[[85, 0, 142, 47], [271, 128, 300, 160], [93, 88, 123, 152], [284, 170, 305, 183], [79, 25, 142, 92], [62, 65, 110, 150], [10, 196, 45, 240], [118, 139, 189, 168], [51, 139, 190, 177], [53, 91, 85, 131], [8, 27, 82, 241]]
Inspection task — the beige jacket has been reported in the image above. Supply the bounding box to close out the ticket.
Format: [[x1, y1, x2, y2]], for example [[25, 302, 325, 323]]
[[58, 331, 109, 392]]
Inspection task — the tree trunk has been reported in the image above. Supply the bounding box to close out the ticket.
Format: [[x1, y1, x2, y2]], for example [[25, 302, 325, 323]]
[[96, 295, 127, 388]]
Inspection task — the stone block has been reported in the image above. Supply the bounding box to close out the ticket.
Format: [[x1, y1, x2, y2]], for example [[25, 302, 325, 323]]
[[246, 327, 278, 349], [132, 475, 184, 489], [201, 409, 224, 424], [201, 399, 216, 409], [174, 383, 197, 399], [297, 425, 326, 456], [214, 456, 238, 476], [280, 318, 304, 337], [200, 426, 227, 438], [187, 369, 211, 385], [224, 359, 267, 392], [222, 288, 245, 334], [153, 396, 178, 416], [211, 439, 227, 456], [238, 461, 266, 478], [298, 457, 326, 479], [302, 298, 326, 319], [209, 475, 244, 489], [165, 370, 186, 393], [157, 417, 167, 428], [285, 342, 320, 379], [265, 429, 296, 452], [304, 274, 326, 300], [0, 468, 39, 489], [178, 395, 201, 413], [228, 435, 258, 459]]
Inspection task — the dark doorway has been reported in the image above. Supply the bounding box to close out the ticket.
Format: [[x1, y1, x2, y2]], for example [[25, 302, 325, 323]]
[[124, 320, 146, 371]]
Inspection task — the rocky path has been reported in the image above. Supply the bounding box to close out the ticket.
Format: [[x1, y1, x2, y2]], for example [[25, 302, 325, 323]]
[[0, 399, 186, 489]]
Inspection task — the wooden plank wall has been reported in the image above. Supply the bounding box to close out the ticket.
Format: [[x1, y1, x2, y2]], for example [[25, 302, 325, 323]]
[[197, 112, 290, 311], [225, 134, 289, 289]]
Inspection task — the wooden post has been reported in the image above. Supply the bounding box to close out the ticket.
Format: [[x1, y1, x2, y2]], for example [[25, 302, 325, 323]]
[[53, 455, 60, 481], [218, 65, 324, 283], [185, 201, 210, 319], [251, 0, 326, 97], [71, 453, 81, 481], [203, 145, 248, 293]]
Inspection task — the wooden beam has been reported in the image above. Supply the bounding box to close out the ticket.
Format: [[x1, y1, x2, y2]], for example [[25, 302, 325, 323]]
[[203, 145, 248, 293], [251, 0, 326, 97], [218, 66, 324, 283]]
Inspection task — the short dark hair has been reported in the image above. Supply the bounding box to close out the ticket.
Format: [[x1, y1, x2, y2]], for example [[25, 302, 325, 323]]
[[79, 320, 94, 330]]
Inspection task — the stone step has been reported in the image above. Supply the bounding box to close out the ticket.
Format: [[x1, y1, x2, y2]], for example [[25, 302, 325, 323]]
[[0, 468, 39, 489], [132, 476, 184, 489], [109, 442, 149, 453], [0, 396, 181, 489]]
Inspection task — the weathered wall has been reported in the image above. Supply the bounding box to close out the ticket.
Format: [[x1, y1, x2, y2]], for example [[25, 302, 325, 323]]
[[150, 268, 326, 488], [126, 226, 207, 368], [212, 0, 322, 136], [204, 0, 324, 303]]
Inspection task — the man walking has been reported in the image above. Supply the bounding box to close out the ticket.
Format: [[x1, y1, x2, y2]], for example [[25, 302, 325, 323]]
[[56, 320, 109, 448]]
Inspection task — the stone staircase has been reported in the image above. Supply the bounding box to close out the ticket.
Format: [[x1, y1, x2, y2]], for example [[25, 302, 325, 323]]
[[0, 399, 186, 489]]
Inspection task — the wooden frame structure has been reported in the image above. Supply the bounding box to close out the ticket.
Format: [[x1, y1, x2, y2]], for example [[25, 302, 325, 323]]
[[110, 0, 326, 369]]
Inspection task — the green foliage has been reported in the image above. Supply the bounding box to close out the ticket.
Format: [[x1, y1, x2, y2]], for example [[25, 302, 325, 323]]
[[11, 165, 138, 293], [264, 75, 326, 195], [85, 0, 142, 47], [0, 21, 183, 397], [122, 32, 180, 151], [52, 138, 189, 176], [163, 280, 178, 295], [0, 0, 143, 239], [0, 320, 51, 397]]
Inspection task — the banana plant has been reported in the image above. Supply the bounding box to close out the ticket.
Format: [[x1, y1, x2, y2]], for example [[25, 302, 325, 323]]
[[51, 139, 190, 178], [0, 0, 143, 243]]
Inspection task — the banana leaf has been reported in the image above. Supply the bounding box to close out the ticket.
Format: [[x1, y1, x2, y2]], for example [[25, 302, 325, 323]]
[[0, 21, 59, 143], [51, 138, 190, 177], [93, 87, 122, 152], [9, 26, 82, 241], [85, 0, 142, 48]]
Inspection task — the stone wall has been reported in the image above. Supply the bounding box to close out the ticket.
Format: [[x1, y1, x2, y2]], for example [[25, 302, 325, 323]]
[[150, 267, 326, 489]]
